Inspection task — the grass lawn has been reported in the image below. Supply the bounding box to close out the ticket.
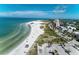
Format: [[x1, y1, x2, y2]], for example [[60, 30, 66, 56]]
[[36, 23, 66, 45]]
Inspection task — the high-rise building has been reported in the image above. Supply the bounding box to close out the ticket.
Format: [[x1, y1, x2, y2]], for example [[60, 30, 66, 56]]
[[55, 19, 60, 27]]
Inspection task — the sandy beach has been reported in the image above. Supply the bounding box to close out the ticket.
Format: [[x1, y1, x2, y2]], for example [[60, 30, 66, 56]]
[[8, 21, 44, 55]]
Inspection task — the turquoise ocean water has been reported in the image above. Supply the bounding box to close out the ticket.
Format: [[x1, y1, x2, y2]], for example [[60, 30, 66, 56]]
[[0, 17, 32, 54]]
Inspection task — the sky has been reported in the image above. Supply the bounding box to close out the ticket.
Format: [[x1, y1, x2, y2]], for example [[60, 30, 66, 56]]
[[0, 4, 79, 19]]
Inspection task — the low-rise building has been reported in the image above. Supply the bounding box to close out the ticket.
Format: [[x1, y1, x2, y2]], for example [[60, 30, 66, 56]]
[[73, 31, 79, 42], [67, 26, 76, 33]]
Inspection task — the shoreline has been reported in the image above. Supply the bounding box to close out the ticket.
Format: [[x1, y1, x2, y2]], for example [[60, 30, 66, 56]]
[[8, 20, 44, 55]]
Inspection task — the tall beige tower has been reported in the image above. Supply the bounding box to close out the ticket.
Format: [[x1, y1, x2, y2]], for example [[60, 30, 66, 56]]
[[55, 19, 60, 27]]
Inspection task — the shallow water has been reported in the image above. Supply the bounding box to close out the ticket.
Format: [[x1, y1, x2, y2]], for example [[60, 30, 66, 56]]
[[0, 17, 32, 54]]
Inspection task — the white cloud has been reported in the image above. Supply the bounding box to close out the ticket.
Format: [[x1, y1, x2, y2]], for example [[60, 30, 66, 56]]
[[52, 5, 67, 13], [52, 10, 66, 13], [0, 10, 66, 18], [0, 11, 48, 18]]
